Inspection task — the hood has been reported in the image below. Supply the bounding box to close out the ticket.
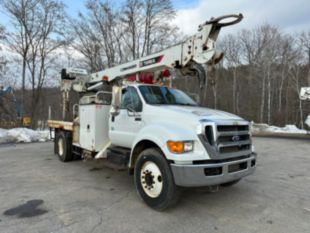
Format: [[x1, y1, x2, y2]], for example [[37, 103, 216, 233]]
[[150, 105, 244, 122]]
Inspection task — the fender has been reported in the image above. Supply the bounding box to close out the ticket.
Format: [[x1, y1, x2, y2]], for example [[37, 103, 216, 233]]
[[129, 122, 197, 167]]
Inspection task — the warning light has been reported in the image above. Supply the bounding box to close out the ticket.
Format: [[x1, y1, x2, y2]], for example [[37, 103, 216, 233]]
[[102, 75, 109, 81], [161, 69, 170, 78]]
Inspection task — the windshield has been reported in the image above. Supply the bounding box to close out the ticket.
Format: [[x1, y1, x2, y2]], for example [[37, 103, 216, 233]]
[[138, 85, 198, 106]]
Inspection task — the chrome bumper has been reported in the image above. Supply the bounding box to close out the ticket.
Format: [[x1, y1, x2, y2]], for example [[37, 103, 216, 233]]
[[171, 153, 257, 187]]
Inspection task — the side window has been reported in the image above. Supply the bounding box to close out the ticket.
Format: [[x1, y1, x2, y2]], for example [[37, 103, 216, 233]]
[[121, 89, 130, 109], [120, 87, 143, 112]]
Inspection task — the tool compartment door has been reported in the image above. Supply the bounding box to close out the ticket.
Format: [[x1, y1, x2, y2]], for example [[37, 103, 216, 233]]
[[79, 104, 110, 151]]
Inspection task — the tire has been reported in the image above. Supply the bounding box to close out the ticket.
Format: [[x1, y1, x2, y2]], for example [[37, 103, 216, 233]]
[[220, 179, 241, 187], [56, 131, 73, 162], [134, 148, 180, 211], [54, 130, 59, 155]]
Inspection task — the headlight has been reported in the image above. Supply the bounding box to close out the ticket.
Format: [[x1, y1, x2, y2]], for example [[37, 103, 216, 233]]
[[167, 140, 194, 154]]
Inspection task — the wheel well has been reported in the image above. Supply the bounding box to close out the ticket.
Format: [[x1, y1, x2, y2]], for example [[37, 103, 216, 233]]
[[55, 129, 72, 138], [130, 140, 162, 169]]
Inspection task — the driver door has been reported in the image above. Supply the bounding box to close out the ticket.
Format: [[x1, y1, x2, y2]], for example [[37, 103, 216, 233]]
[[109, 86, 144, 148]]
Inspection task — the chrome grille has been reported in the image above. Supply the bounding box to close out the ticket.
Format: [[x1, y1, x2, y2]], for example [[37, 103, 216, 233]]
[[216, 124, 251, 156], [217, 125, 249, 132]]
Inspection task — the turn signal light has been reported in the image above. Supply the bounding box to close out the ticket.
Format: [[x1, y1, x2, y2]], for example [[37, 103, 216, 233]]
[[167, 141, 184, 153], [167, 141, 194, 154]]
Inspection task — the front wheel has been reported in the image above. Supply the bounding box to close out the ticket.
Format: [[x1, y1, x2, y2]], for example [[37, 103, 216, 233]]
[[134, 148, 179, 211]]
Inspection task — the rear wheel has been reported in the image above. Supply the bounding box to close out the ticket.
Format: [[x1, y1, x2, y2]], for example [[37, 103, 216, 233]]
[[134, 148, 179, 211], [56, 131, 73, 162]]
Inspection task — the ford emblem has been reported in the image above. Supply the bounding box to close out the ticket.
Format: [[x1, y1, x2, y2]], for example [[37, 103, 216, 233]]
[[232, 135, 240, 141]]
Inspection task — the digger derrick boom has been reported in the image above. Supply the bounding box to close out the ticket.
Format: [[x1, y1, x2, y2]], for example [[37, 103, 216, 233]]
[[88, 14, 243, 87], [58, 14, 243, 120]]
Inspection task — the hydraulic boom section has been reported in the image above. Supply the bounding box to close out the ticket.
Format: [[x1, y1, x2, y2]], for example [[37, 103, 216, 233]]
[[88, 14, 243, 89]]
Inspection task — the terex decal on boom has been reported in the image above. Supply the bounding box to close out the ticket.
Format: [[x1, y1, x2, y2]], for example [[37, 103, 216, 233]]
[[139, 55, 164, 67]]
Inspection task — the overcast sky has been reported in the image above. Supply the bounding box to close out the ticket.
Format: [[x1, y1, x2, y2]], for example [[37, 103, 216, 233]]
[[0, 0, 309, 35], [173, 0, 310, 35]]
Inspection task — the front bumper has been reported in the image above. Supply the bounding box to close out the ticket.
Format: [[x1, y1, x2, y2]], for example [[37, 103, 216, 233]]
[[170, 153, 257, 187]]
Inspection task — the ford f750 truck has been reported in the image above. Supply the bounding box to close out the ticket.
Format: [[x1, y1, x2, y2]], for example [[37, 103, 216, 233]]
[[48, 14, 257, 210]]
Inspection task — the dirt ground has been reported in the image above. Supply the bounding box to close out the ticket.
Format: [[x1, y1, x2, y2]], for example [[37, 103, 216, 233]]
[[0, 137, 309, 233]]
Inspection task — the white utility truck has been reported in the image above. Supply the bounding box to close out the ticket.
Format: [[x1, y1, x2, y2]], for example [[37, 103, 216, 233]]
[[48, 14, 257, 210]]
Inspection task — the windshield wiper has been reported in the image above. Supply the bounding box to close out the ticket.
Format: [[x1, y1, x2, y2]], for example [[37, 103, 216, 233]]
[[149, 103, 198, 106], [174, 103, 198, 106], [149, 102, 167, 105]]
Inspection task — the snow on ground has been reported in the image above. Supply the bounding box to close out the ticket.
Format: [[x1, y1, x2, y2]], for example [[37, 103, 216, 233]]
[[0, 128, 52, 144], [251, 123, 308, 135]]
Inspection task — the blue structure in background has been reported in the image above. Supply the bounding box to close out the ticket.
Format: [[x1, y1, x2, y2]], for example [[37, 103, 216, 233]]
[[0, 86, 22, 118]]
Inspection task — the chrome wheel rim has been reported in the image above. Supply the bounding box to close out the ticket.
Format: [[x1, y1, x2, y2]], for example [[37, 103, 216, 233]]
[[58, 138, 64, 156], [140, 161, 163, 198]]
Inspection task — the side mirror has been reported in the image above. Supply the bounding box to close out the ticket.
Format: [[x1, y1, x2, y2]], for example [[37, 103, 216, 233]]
[[110, 86, 122, 116], [126, 106, 140, 117], [126, 107, 134, 116]]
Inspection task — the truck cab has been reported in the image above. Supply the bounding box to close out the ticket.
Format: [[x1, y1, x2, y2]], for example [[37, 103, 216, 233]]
[[111, 83, 256, 184]]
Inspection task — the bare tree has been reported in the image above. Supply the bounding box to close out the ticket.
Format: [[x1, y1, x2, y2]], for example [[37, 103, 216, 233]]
[[71, 0, 179, 69], [72, 0, 126, 69], [239, 28, 266, 122], [0, 24, 7, 79], [277, 34, 296, 114], [86, 0, 119, 66], [239, 24, 281, 124], [25, 0, 67, 127], [121, 0, 178, 59], [1, 0, 42, 110], [262, 25, 281, 124], [289, 61, 304, 128], [121, 0, 143, 60], [221, 34, 242, 113], [141, 0, 176, 56], [2, 0, 67, 127], [70, 13, 105, 72], [300, 30, 310, 86]]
